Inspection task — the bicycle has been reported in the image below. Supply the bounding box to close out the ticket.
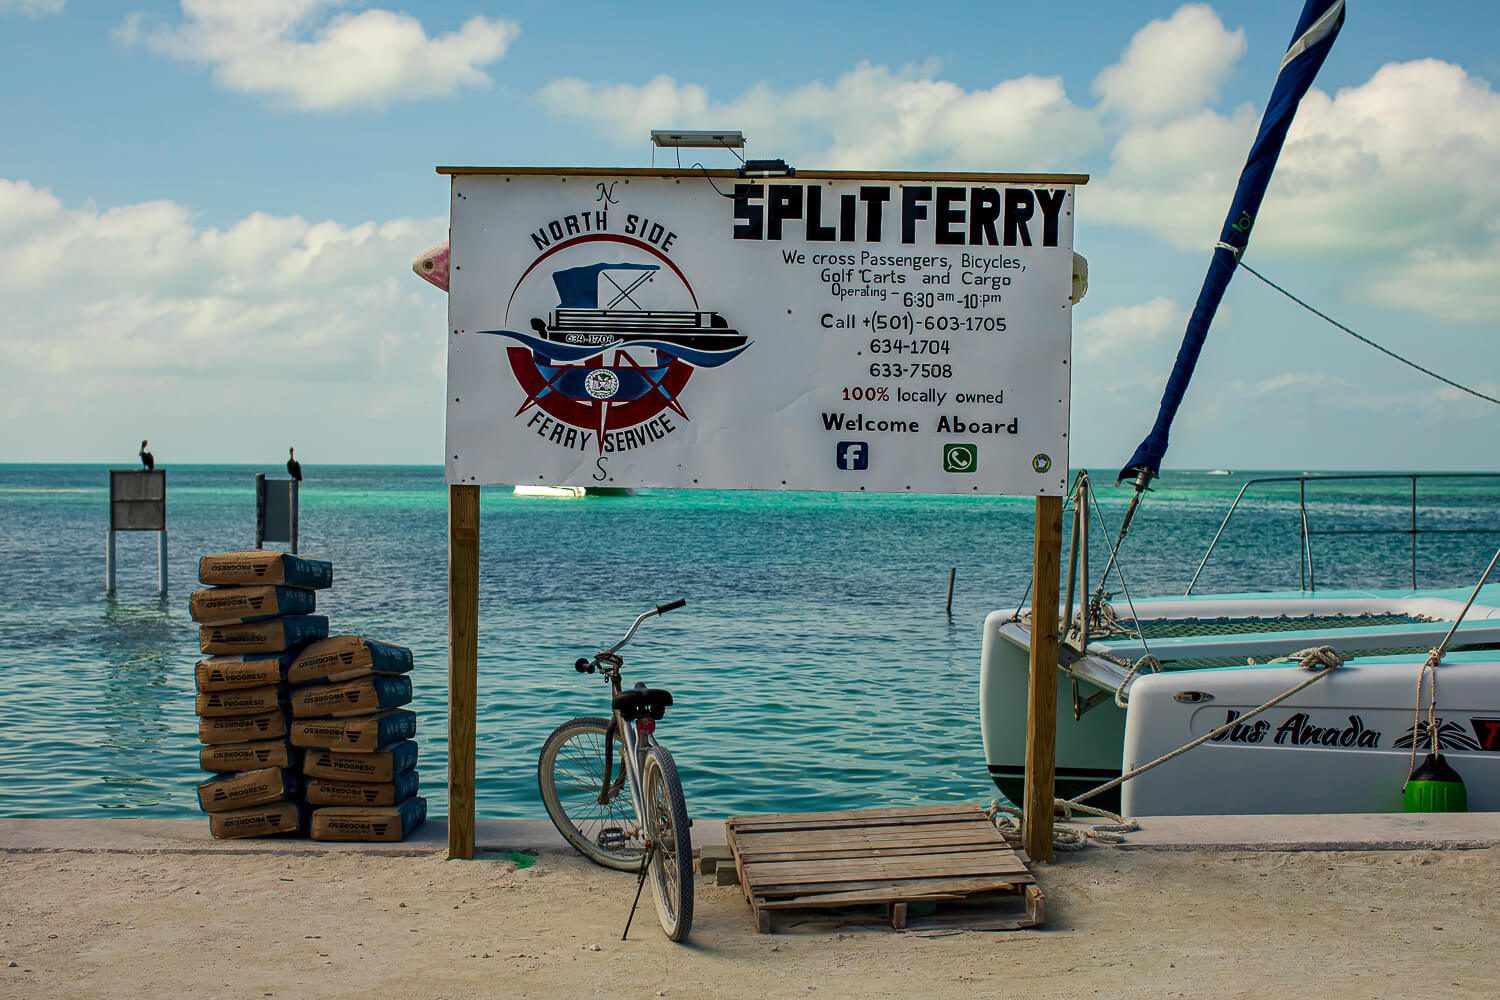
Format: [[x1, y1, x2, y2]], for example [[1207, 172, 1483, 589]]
[[537, 599, 694, 942]]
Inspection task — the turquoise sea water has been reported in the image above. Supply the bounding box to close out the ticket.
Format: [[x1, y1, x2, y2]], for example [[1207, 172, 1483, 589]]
[[1, 465, 1496, 820]]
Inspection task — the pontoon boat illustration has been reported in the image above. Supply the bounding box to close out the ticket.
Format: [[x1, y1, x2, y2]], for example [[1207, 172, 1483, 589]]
[[529, 263, 747, 356]]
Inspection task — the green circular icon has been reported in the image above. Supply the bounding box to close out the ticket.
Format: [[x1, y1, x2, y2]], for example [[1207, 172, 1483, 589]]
[[1032, 453, 1052, 474]]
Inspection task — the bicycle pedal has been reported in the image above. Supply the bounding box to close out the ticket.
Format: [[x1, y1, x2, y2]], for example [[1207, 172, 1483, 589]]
[[597, 826, 628, 850]]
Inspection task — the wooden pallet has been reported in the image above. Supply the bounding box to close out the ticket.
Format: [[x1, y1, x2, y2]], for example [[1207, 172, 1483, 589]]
[[721, 803, 1043, 934]]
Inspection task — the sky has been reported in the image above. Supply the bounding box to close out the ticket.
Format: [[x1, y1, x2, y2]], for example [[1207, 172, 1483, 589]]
[[1, 0, 1497, 470]]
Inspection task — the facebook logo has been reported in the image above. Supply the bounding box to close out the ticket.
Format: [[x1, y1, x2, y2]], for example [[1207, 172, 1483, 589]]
[[836, 441, 869, 471]]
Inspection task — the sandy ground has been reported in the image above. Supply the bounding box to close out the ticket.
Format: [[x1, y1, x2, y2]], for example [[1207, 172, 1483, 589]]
[[2, 845, 1496, 999]]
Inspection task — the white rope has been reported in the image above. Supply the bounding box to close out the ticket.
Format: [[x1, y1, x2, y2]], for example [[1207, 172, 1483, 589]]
[[1404, 648, 1444, 790], [1071, 645, 1344, 807], [1114, 654, 1160, 708], [986, 799, 1140, 851], [1402, 542, 1500, 788], [991, 648, 1345, 852]]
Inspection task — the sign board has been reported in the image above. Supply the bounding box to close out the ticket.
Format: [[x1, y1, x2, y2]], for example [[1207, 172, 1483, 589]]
[[444, 168, 1081, 496], [109, 470, 166, 531], [256, 476, 299, 548]]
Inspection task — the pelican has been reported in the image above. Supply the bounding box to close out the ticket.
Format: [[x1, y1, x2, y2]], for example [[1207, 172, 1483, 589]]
[[138, 440, 154, 471], [287, 447, 303, 482]]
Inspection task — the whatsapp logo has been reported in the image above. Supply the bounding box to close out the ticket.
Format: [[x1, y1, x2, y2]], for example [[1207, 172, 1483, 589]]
[[943, 443, 978, 474]]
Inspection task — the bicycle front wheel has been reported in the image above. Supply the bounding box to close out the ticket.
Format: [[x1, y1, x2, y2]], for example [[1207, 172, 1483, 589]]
[[643, 744, 694, 942], [537, 717, 644, 872]]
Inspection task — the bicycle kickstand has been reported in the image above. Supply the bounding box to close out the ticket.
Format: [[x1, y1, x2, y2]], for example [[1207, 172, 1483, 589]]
[[621, 843, 656, 941]]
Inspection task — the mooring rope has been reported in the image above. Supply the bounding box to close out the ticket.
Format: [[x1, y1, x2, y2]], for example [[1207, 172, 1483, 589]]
[[1402, 542, 1500, 788], [1074, 645, 1343, 808], [1112, 654, 1162, 709], [995, 646, 1346, 850]]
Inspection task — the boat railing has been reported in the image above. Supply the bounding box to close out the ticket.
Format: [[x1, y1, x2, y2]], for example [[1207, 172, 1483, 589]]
[[1185, 472, 1500, 595], [554, 309, 715, 329]]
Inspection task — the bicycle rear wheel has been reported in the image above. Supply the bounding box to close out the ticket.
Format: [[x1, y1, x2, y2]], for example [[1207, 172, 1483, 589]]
[[642, 744, 693, 941], [538, 717, 644, 871]]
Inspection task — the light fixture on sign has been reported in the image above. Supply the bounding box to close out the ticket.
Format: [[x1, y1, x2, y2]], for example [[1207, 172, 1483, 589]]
[[737, 158, 795, 178]]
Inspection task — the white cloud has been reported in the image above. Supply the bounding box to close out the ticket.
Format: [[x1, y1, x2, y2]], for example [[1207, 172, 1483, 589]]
[[1245, 372, 1335, 397], [120, 0, 519, 111], [1089, 57, 1500, 322], [1093, 4, 1246, 122], [539, 62, 1100, 170], [1076, 297, 1181, 362], [1, 0, 62, 16], [1366, 229, 1500, 322], [0, 178, 447, 459]]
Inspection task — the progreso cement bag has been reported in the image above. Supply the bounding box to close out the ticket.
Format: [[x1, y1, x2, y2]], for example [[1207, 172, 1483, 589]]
[[288, 675, 411, 719], [197, 551, 333, 590], [304, 770, 420, 808], [199, 615, 328, 655], [302, 740, 418, 784], [189, 585, 316, 626], [310, 797, 427, 843], [287, 636, 413, 686], [289, 709, 416, 752]]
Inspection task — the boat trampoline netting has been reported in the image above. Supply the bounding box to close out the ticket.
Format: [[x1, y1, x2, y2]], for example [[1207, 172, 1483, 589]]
[[1120, 613, 1433, 640], [1157, 642, 1500, 672]]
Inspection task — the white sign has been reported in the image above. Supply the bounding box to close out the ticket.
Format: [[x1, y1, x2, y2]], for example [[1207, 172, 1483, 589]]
[[445, 170, 1078, 495]]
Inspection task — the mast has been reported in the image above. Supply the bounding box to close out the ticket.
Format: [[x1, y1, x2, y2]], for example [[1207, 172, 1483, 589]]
[[1120, 0, 1345, 490], [1097, 0, 1346, 593]]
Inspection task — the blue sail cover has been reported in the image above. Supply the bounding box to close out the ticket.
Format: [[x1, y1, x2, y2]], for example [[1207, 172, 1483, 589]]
[[1120, 0, 1346, 483]]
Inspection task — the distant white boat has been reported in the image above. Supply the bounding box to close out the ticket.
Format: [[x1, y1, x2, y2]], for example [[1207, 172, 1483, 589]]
[[513, 484, 637, 498], [1207, 469, 1234, 476]]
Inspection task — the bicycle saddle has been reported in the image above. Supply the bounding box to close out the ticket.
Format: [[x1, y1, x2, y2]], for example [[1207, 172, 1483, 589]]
[[613, 683, 673, 721]]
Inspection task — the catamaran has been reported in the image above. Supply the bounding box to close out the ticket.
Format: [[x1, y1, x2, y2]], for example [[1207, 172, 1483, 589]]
[[981, 474, 1500, 816], [980, 0, 1500, 817]]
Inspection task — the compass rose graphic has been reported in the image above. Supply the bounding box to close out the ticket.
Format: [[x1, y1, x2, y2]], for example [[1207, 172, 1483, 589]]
[[476, 232, 750, 453]]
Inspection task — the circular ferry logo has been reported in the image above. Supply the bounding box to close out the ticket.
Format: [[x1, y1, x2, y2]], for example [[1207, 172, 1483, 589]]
[[472, 229, 751, 455]]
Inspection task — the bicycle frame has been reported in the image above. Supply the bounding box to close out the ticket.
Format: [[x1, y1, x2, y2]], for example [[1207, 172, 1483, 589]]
[[569, 598, 685, 852], [597, 656, 656, 845]]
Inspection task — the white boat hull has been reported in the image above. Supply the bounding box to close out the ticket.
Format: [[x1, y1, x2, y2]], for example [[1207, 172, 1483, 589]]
[[980, 588, 1500, 816]]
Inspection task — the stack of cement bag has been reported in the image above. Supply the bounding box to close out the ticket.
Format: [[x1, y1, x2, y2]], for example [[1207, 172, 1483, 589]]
[[191, 550, 333, 839], [289, 636, 426, 842]]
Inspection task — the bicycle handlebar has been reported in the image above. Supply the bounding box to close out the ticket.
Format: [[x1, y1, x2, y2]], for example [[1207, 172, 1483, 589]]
[[575, 599, 687, 672]]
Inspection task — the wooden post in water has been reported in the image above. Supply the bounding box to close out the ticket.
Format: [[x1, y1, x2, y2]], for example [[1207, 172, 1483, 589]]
[[448, 484, 480, 859], [1023, 495, 1063, 863]]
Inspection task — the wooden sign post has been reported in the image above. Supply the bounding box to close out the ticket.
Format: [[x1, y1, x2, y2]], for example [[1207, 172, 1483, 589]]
[[448, 484, 480, 859], [1023, 495, 1063, 863]]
